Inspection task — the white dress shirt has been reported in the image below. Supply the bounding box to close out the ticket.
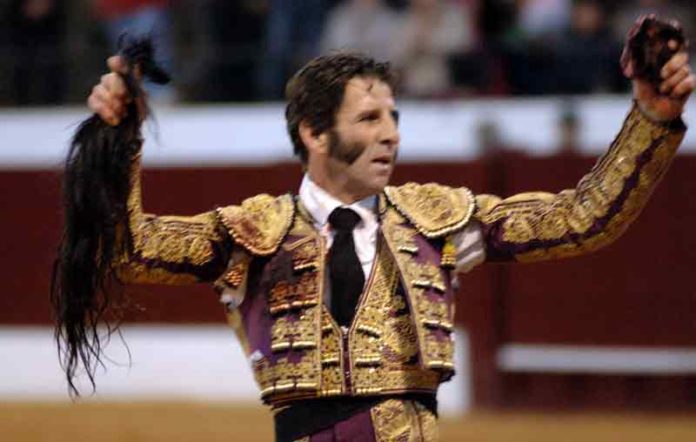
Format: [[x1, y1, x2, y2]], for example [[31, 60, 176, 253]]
[[298, 175, 486, 289]]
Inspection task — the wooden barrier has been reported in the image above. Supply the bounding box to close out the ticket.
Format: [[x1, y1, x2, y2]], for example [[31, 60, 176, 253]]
[[2, 154, 695, 409]]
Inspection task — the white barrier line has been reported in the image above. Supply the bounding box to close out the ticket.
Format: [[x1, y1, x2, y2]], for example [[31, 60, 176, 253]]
[[0, 326, 470, 415], [1, 97, 695, 169], [498, 344, 696, 375]]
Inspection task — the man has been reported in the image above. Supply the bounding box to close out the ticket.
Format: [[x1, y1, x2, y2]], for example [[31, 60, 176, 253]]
[[83, 30, 693, 442]]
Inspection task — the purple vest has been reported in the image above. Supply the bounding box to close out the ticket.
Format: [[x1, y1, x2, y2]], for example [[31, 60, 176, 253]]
[[217, 202, 459, 407]]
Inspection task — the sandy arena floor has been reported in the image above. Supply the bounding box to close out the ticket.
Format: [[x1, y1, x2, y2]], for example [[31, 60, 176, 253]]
[[2, 402, 696, 441]]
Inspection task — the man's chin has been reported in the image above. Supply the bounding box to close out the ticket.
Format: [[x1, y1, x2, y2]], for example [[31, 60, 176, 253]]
[[369, 176, 391, 194]]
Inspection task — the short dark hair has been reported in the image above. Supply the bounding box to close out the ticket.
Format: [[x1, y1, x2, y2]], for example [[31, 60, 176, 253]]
[[285, 52, 397, 163]]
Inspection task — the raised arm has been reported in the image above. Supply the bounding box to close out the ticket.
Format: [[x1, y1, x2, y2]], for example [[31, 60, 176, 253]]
[[115, 152, 232, 284], [475, 30, 694, 263], [475, 105, 684, 262], [54, 48, 235, 396], [89, 55, 231, 284]]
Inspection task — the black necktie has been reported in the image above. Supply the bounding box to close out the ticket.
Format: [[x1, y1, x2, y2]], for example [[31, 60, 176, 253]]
[[328, 207, 365, 328]]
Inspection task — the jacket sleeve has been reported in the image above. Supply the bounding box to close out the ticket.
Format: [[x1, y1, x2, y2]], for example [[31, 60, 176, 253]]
[[474, 104, 686, 263], [115, 152, 232, 284]]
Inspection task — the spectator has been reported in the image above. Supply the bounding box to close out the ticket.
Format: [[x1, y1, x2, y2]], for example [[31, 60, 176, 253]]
[[256, 0, 328, 100], [390, 0, 475, 97], [551, 0, 623, 94], [518, 0, 572, 38], [192, 0, 267, 102], [320, 0, 399, 61], [478, 0, 519, 43], [612, 0, 695, 50], [7, 0, 66, 105]]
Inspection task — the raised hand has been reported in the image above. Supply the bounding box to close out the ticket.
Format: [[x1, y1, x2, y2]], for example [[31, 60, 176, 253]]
[[87, 56, 139, 126], [622, 16, 695, 122]]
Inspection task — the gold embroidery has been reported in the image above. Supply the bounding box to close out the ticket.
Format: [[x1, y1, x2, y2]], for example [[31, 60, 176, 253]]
[[119, 156, 227, 284], [251, 216, 326, 404], [385, 183, 475, 238], [133, 213, 221, 264], [423, 336, 454, 370], [414, 401, 439, 441], [440, 235, 456, 269], [388, 223, 420, 255], [117, 265, 200, 285], [268, 272, 320, 315], [223, 253, 250, 288], [382, 315, 418, 365], [255, 353, 319, 400], [412, 289, 448, 319], [382, 209, 455, 375], [217, 193, 295, 256], [422, 318, 454, 332], [258, 210, 452, 406], [356, 324, 382, 337], [286, 237, 320, 272], [349, 239, 396, 394], [319, 307, 344, 396], [407, 262, 447, 293], [350, 236, 445, 397], [371, 399, 439, 442], [475, 105, 684, 263], [270, 311, 319, 353]]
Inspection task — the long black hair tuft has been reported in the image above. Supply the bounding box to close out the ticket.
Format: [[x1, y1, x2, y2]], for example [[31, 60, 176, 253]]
[[50, 35, 170, 397]]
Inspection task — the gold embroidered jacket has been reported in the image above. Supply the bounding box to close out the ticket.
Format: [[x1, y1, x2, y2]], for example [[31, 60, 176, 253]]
[[213, 188, 472, 405], [115, 105, 685, 405]]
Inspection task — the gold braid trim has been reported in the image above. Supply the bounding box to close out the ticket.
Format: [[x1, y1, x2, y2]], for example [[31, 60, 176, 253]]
[[474, 105, 685, 262], [216, 194, 295, 256], [117, 153, 228, 284], [384, 183, 475, 238], [371, 399, 439, 441]]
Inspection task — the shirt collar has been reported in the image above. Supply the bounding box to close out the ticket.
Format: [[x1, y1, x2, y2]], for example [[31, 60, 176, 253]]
[[299, 174, 378, 228]]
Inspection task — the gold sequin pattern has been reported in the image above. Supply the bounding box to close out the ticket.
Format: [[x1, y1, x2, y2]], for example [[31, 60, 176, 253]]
[[385, 183, 475, 238]]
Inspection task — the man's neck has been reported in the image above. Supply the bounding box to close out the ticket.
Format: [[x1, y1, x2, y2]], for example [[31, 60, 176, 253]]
[[306, 172, 375, 204]]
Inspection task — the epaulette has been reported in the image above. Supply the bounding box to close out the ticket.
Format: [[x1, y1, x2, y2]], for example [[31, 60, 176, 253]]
[[384, 182, 475, 238], [216, 194, 295, 256]]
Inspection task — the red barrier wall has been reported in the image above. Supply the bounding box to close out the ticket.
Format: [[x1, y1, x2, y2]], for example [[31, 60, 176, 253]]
[[2, 155, 695, 409]]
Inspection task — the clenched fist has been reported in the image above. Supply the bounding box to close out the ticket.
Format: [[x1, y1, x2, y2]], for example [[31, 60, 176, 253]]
[[87, 56, 143, 126], [622, 16, 695, 122]]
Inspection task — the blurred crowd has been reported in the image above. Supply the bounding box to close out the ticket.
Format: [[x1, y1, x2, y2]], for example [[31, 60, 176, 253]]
[[1, 0, 695, 105]]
